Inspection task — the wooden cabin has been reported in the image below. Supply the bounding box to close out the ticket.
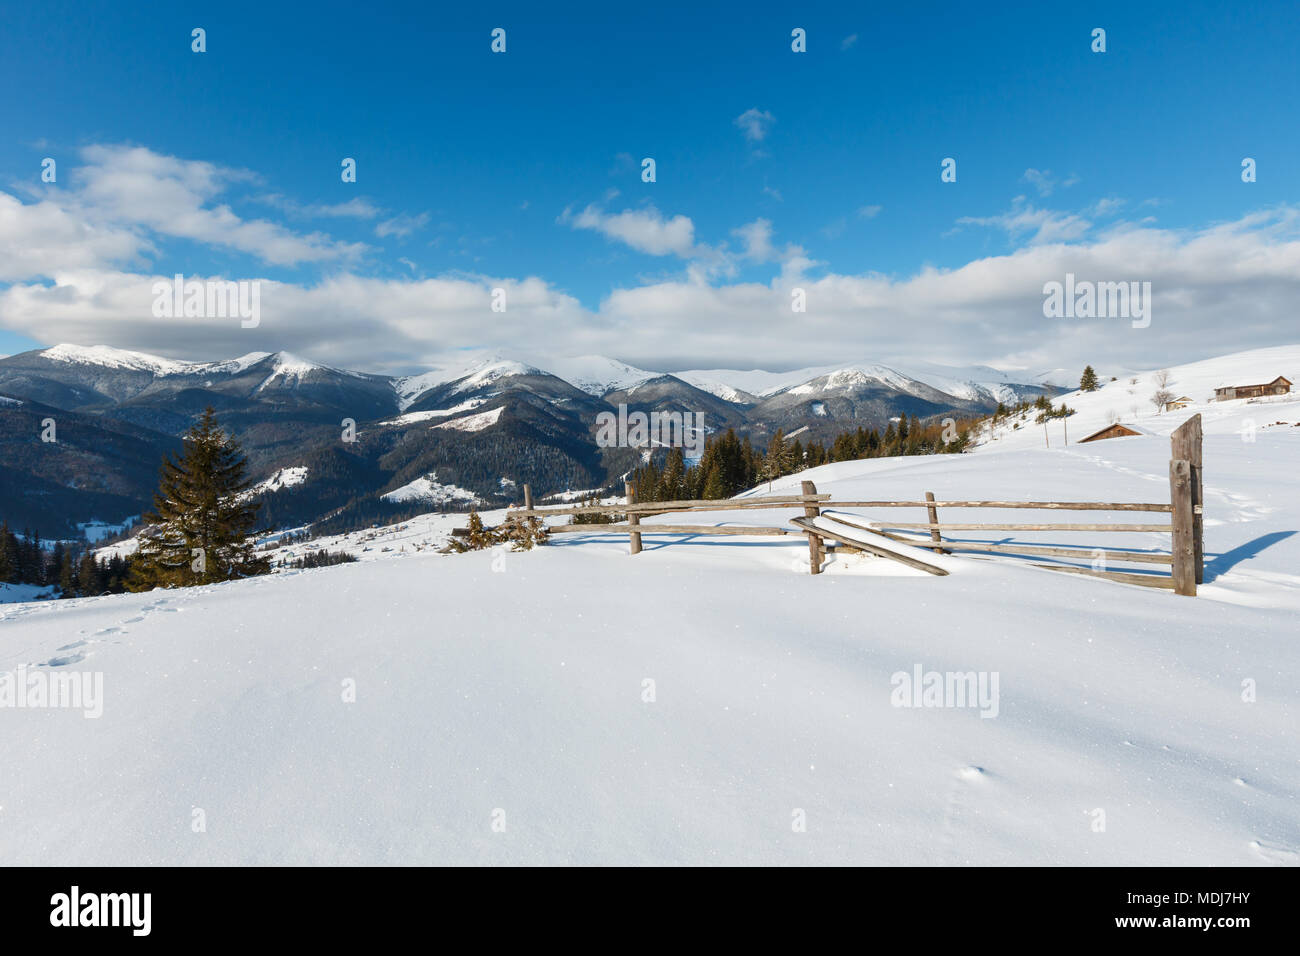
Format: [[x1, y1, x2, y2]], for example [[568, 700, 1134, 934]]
[[1213, 376, 1292, 401], [1078, 422, 1144, 443], [1166, 396, 1193, 410]]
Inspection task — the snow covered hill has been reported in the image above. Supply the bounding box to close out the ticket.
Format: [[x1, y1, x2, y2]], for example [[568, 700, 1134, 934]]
[[974, 344, 1300, 454], [3, 416, 1297, 865]]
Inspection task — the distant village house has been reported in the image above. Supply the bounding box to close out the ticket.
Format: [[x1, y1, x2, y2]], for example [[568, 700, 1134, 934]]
[[1078, 423, 1147, 443], [1213, 376, 1291, 401]]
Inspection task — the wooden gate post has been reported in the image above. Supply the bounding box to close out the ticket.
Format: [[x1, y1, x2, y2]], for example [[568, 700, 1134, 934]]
[[625, 481, 641, 555], [522, 484, 533, 513], [1170, 414, 1204, 583], [802, 480, 823, 574], [1169, 458, 1196, 596], [924, 491, 948, 554]]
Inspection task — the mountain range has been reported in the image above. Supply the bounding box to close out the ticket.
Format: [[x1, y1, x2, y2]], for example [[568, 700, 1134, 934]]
[[0, 344, 1062, 539]]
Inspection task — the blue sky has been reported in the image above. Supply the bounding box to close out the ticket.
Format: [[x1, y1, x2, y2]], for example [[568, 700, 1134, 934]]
[[1, 0, 1297, 373]]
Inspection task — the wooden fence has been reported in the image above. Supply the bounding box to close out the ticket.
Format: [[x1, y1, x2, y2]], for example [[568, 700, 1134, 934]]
[[505, 414, 1206, 596]]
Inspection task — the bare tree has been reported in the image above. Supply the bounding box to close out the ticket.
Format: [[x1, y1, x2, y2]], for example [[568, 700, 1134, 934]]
[[1151, 388, 1175, 413], [1154, 369, 1172, 388]]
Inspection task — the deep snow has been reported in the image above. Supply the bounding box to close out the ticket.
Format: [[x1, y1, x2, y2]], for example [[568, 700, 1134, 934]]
[[2, 404, 1298, 865]]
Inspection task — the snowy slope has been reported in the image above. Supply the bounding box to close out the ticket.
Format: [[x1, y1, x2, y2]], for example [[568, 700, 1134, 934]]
[[38, 343, 192, 375], [974, 344, 1300, 454], [3, 417, 1298, 865]]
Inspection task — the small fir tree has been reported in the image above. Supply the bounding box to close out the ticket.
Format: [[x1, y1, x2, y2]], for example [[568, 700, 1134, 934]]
[[129, 408, 270, 590]]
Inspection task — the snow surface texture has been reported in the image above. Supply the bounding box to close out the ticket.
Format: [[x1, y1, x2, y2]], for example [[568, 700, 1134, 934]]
[[2, 412, 1298, 865]]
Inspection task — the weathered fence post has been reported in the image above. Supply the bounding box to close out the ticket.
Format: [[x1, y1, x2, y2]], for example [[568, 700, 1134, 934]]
[[522, 483, 533, 513], [1169, 458, 1196, 596], [625, 481, 641, 555], [802, 480, 823, 574], [1170, 414, 1204, 583], [924, 491, 948, 554]]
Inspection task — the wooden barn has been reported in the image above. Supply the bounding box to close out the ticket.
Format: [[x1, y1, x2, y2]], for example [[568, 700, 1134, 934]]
[[1078, 422, 1146, 443], [1213, 376, 1292, 401]]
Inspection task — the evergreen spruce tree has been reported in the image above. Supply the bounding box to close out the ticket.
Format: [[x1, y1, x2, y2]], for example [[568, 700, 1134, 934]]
[[0, 522, 14, 584], [129, 407, 270, 590], [761, 429, 790, 490], [701, 463, 727, 499], [1080, 365, 1100, 392]]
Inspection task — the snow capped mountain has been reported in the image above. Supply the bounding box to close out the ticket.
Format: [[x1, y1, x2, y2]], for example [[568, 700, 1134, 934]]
[[38, 343, 193, 375], [380, 472, 479, 505], [450, 358, 543, 393], [541, 355, 657, 396], [674, 365, 836, 399]]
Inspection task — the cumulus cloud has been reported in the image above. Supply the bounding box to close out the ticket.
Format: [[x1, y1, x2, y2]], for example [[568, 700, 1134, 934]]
[[8, 206, 1300, 375], [4, 144, 1300, 377], [733, 108, 775, 144], [72, 145, 365, 265], [564, 204, 697, 258]]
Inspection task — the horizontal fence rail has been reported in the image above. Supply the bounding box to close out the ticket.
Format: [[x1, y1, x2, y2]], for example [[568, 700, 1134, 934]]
[[827, 500, 1174, 512], [871, 522, 1171, 532]]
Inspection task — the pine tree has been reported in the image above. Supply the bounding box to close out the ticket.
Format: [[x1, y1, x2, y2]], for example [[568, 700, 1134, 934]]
[[761, 429, 792, 490], [1080, 365, 1100, 392], [0, 522, 14, 584], [129, 407, 270, 590]]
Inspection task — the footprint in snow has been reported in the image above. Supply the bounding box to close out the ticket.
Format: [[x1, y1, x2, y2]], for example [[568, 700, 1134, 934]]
[[1249, 840, 1299, 865], [42, 651, 87, 667]]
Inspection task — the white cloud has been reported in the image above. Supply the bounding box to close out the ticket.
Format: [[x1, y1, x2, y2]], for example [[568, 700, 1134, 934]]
[[4, 144, 1300, 378], [958, 197, 1092, 244], [257, 195, 382, 219], [734, 108, 775, 144], [841, 34, 858, 50], [732, 219, 777, 261], [73, 145, 364, 265], [565, 204, 697, 258], [0, 191, 150, 281], [858, 204, 882, 219], [376, 212, 431, 238], [9, 207, 1300, 375], [1021, 168, 1057, 197]]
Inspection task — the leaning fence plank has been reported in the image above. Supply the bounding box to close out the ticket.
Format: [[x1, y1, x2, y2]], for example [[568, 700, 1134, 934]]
[[791, 517, 948, 576]]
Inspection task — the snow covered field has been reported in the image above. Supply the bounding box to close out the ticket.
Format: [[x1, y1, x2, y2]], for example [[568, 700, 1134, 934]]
[[2, 396, 1297, 866]]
